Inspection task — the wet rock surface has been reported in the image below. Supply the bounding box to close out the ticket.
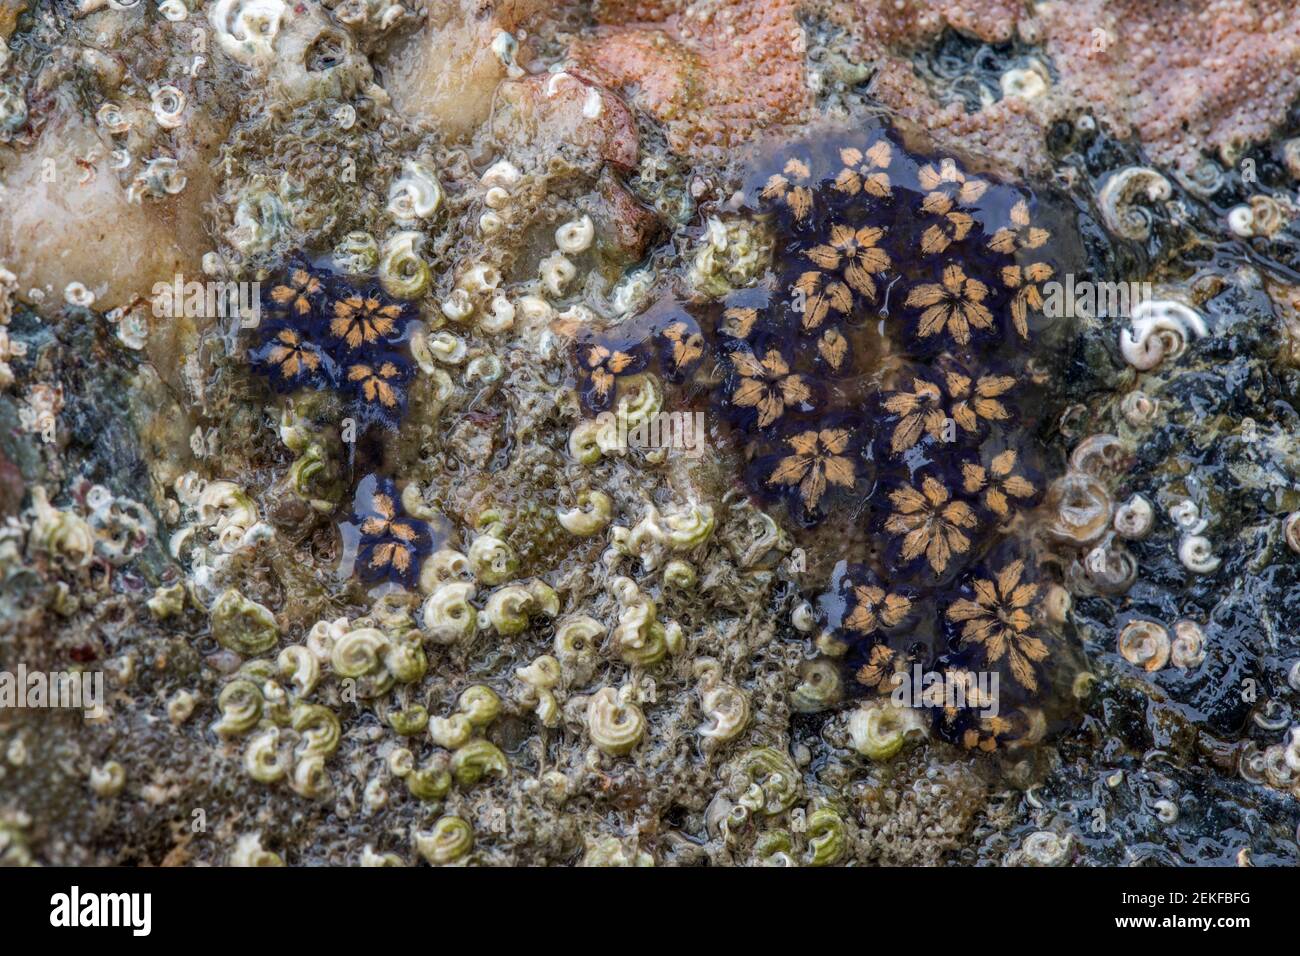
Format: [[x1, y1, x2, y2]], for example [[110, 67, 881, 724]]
[[0, 2, 1298, 867]]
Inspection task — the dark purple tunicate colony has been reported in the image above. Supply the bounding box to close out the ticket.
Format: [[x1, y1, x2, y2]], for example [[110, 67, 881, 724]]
[[249, 260, 418, 431], [574, 117, 1084, 751], [247, 262, 431, 588]]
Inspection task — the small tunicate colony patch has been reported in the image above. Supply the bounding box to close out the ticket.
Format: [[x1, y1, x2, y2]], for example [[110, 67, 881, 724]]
[[575, 117, 1085, 752], [250, 260, 418, 430], [248, 260, 433, 588], [342, 474, 436, 590]]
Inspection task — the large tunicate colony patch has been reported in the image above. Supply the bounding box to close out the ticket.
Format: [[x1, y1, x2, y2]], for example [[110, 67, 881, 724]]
[[575, 117, 1087, 752]]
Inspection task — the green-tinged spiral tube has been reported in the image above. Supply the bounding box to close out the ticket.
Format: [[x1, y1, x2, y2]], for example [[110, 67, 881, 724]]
[[555, 616, 604, 669], [791, 658, 843, 713], [732, 747, 801, 816], [755, 830, 796, 866], [384, 639, 428, 684], [568, 419, 608, 465], [211, 589, 280, 656], [407, 765, 452, 801], [469, 535, 518, 586], [451, 739, 509, 786], [216, 679, 263, 736], [846, 700, 927, 761], [421, 582, 478, 644], [484, 585, 534, 635], [556, 491, 613, 536], [429, 713, 473, 749], [458, 686, 501, 727], [586, 688, 645, 756], [804, 807, 847, 866], [664, 503, 715, 551], [388, 705, 429, 736], [291, 703, 341, 757], [290, 754, 332, 800], [417, 816, 474, 865], [663, 560, 697, 589], [378, 231, 431, 299], [330, 627, 389, 678], [277, 645, 319, 698], [244, 728, 289, 784]]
